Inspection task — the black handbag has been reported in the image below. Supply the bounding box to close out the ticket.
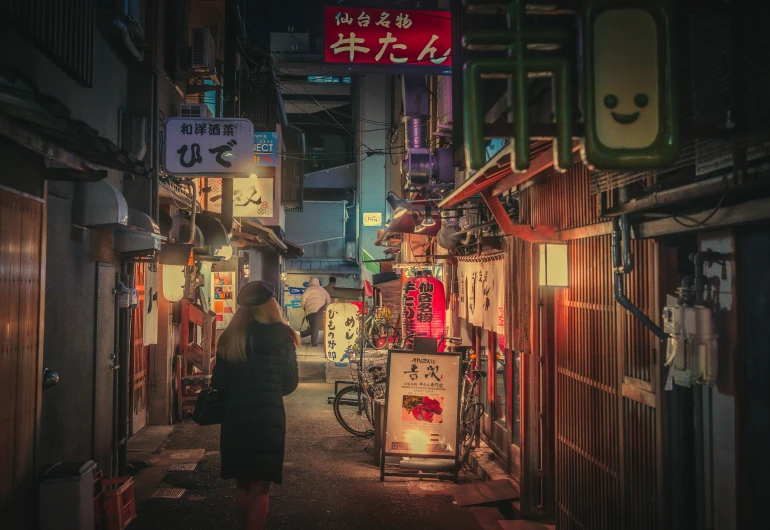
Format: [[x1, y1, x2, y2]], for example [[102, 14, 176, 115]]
[[193, 388, 226, 425]]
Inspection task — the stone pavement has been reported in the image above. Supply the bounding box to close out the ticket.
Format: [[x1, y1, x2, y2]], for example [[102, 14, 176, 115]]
[[128, 383, 501, 530]]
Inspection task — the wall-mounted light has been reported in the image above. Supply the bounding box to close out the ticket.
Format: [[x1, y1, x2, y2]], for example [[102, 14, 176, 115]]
[[539, 243, 569, 287], [162, 265, 187, 302]]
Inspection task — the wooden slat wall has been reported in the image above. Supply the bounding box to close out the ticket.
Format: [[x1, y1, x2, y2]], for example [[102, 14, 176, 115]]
[[0, 188, 43, 526], [511, 164, 660, 528]]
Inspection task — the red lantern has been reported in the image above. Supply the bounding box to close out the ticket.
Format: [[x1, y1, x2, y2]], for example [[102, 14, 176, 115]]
[[401, 274, 446, 351]]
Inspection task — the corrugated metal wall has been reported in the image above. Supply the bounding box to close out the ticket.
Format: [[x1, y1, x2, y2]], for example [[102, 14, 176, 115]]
[[513, 164, 661, 529], [0, 188, 44, 527]]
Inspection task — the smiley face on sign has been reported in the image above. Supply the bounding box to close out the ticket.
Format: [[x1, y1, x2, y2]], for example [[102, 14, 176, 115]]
[[593, 8, 659, 150], [582, 0, 679, 170]]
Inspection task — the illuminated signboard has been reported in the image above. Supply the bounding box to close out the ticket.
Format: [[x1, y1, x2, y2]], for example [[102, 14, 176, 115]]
[[254, 132, 278, 167], [324, 7, 451, 67]]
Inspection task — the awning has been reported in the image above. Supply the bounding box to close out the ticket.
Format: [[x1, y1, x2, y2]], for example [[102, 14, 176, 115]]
[[113, 209, 163, 256], [73, 181, 129, 227], [195, 212, 229, 251], [284, 259, 360, 274], [437, 140, 579, 243], [0, 69, 151, 178], [233, 218, 304, 259]]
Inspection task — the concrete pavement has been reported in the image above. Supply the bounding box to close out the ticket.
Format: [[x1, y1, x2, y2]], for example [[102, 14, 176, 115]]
[[128, 383, 492, 530]]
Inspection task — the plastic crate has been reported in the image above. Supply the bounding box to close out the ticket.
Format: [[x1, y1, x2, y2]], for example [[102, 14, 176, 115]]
[[102, 477, 136, 530]]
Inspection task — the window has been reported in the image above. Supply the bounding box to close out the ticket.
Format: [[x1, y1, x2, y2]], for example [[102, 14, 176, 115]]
[[307, 76, 352, 84]]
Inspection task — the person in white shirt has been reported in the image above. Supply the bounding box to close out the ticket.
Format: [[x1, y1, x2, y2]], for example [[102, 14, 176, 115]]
[[299, 278, 331, 347]]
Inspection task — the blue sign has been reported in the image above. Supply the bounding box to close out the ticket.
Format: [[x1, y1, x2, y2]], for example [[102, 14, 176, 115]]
[[254, 132, 278, 167]]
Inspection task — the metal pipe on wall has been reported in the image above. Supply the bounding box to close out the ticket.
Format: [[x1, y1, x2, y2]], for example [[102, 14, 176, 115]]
[[220, 0, 238, 235], [611, 215, 668, 341], [111, 272, 121, 477]]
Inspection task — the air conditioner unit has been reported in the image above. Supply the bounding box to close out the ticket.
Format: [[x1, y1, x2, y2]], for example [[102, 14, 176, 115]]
[[345, 242, 357, 261], [180, 104, 213, 119], [191, 27, 216, 71]]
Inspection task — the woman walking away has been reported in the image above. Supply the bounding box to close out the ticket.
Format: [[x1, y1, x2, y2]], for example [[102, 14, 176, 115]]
[[212, 280, 299, 530]]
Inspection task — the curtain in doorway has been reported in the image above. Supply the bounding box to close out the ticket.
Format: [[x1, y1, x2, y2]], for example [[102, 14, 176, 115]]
[[143, 263, 159, 345]]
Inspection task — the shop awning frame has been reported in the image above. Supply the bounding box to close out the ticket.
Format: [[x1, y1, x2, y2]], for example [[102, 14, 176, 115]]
[[236, 218, 304, 259], [438, 141, 581, 243]]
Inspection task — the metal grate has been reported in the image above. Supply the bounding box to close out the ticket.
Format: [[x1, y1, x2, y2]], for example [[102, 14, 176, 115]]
[[168, 463, 197, 471], [151, 488, 186, 499]]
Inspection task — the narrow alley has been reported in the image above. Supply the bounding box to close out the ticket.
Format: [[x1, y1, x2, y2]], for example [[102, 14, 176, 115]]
[[2, 1, 769, 529], [128, 382, 500, 530]]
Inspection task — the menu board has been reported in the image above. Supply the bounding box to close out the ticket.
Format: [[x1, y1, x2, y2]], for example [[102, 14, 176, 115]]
[[383, 350, 461, 458], [211, 271, 235, 330]]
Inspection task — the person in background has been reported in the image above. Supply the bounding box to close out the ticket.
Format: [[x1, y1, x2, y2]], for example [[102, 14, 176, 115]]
[[299, 277, 331, 347], [212, 280, 299, 530], [325, 276, 337, 300]]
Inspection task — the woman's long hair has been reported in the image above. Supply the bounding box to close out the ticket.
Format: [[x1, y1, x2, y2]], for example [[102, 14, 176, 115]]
[[217, 297, 299, 362]]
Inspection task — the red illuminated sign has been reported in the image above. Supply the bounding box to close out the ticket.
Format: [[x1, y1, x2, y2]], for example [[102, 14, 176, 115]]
[[324, 7, 452, 67]]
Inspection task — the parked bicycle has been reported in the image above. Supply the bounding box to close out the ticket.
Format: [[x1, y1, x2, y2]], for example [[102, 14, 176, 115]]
[[457, 348, 486, 468], [332, 349, 387, 437], [363, 305, 400, 350]]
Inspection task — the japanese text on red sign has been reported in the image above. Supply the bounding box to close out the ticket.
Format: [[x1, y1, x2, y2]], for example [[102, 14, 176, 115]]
[[324, 8, 451, 67]]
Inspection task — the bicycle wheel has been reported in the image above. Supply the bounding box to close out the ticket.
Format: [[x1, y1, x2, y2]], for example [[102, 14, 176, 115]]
[[458, 402, 483, 467], [333, 385, 373, 437]]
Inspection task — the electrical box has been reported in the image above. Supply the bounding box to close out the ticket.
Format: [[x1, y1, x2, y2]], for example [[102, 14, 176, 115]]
[[662, 296, 718, 387], [118, 286, 139, 309]]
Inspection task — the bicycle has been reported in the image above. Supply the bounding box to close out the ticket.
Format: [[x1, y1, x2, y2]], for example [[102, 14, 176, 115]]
[[457, 348, 486, 469], [363, 306, 400, 350], [332, 349, 387, 437]]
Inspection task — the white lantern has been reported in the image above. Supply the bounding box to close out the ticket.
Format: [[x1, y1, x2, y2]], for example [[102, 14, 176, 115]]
[[538, 243, 569, 287], [162, 265, 186, 302]]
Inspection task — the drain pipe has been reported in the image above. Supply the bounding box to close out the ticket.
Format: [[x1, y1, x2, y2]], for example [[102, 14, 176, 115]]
[[176, 179, 197, 245], [612, 215, 668, 341]]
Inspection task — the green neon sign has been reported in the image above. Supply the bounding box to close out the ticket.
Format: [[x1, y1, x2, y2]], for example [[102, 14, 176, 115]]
[[582, 0, 680, 169], [463, 0, 574, 173]]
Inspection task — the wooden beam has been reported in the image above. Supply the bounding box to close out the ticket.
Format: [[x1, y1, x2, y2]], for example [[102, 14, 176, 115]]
[[481, 189, 559, 242], [489, 141, 580, 196]]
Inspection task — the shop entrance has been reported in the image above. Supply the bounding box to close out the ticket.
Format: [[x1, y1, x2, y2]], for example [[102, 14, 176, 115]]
[[130, 263, 150, 434], [0, 187, 45, 528]]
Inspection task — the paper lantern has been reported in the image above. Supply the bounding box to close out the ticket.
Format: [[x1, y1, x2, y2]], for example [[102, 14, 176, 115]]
[[325, 302, 360, 364], [538, 243, 569, 287], [401, 274, 446, 350], [162, 265, 186, 302]]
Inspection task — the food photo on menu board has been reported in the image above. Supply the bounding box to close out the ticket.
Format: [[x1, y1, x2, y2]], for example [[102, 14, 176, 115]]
[[402, 395, 443, 423]]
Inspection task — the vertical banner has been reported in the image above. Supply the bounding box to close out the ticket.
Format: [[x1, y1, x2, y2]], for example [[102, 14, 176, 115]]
[[384, 350, 461, 458], [143, 263, 159, 345], [325, 302, 360, 364], [456, 257, 505, 334]]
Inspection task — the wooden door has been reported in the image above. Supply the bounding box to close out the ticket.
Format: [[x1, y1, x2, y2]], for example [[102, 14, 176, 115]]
[[0, 187, 45, 528], [130, 263, 150, 434]]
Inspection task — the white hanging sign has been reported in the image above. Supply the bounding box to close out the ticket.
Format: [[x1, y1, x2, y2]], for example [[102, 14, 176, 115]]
[[164, 118, 255, 176]]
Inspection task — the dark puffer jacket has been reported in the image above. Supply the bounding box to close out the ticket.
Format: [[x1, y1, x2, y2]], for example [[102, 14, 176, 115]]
[[211, 321, 299, 483]]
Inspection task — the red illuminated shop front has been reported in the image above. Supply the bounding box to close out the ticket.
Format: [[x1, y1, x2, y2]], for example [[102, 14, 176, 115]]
[[323, 7, 452, 67]]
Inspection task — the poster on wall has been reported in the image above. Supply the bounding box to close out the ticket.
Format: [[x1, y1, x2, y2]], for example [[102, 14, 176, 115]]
[[383, 350, 461, 459], [211, 271, 236, 330], [324, 302, 360, 364]]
